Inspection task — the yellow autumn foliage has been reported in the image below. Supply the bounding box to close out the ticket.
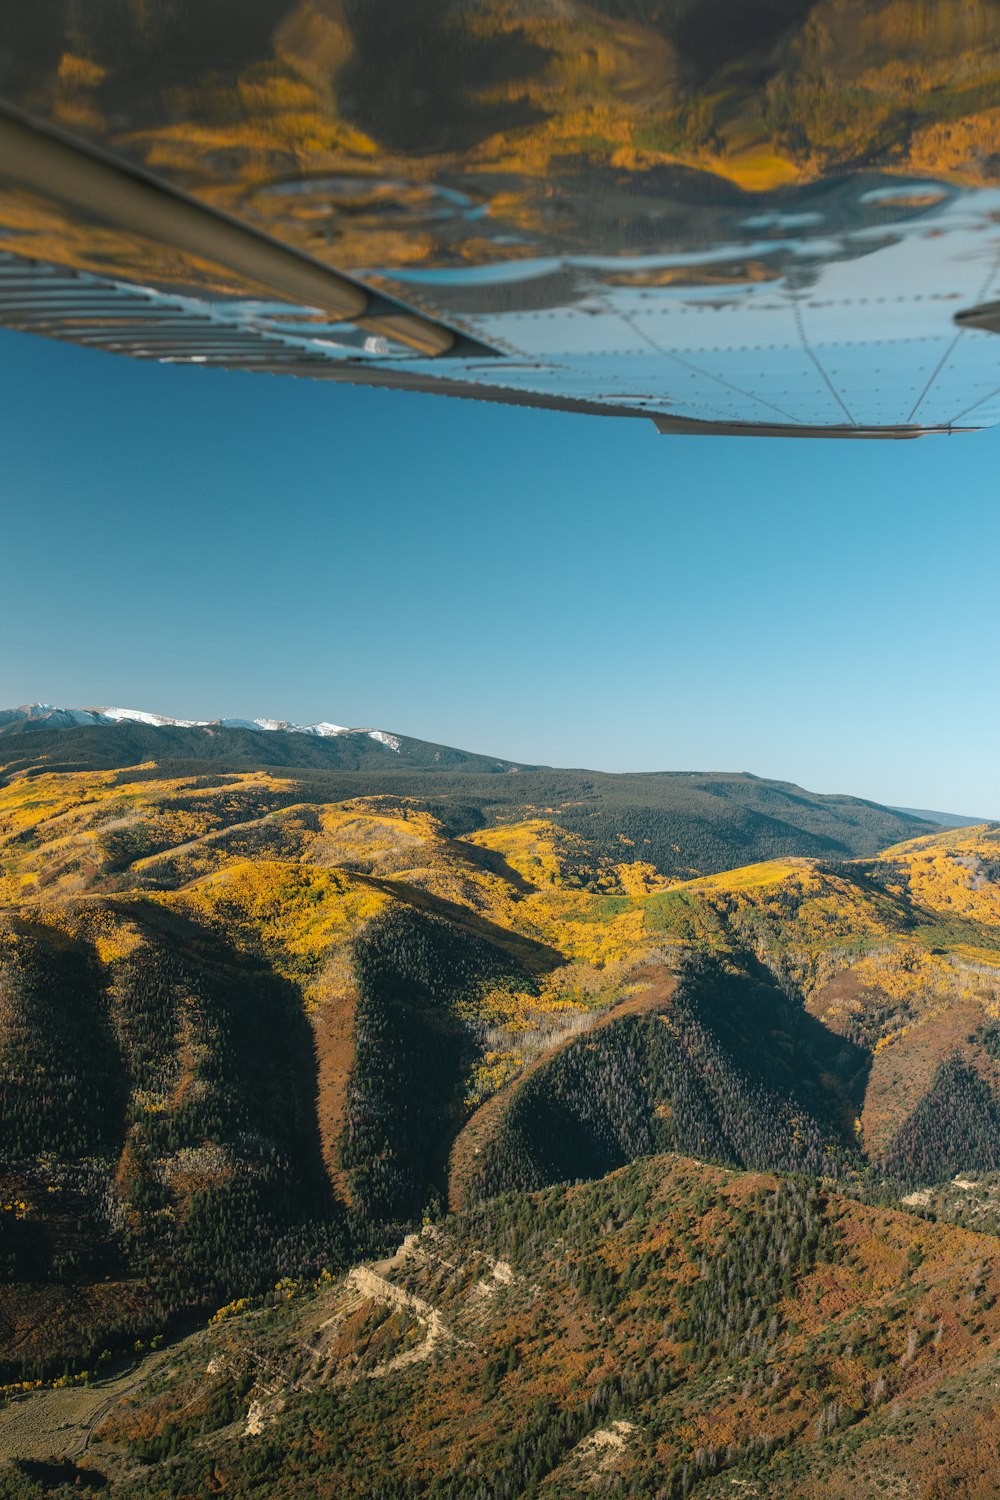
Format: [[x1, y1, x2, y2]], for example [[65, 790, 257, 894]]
[[466, 819, 579, 888], [878, 826, 1000, 927], [2, 756, 999, 1124], [176, 859, 388, 989]]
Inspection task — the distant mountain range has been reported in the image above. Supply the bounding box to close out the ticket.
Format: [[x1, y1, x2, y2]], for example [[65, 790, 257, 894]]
[[1, 699, 999, 1495], [891, 804, 989, 828], [0, 702, 406, 749], [0, 703, 942, 877], [0, 715, 998, 1495], [0, 699, 530, 772]]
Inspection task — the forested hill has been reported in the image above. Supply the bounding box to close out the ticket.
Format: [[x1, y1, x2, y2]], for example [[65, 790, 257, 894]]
[[0, 719, 533, 776], [0, 719, 931, 879], [0, 748, 997, 1488]]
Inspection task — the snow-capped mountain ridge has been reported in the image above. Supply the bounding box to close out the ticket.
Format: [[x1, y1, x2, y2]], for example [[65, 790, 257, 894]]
[[3, 704, 402, 751]]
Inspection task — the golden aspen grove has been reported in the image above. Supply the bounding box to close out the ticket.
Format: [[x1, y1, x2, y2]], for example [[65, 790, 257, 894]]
[[0, 718, 997, 1497]]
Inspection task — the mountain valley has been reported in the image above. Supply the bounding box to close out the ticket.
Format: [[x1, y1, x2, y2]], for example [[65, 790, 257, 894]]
[[0, 717, 997, 1496]]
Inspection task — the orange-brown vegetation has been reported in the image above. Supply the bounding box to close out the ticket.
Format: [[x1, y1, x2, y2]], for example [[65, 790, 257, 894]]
[[0, 748, 998, 1493], [71, 1153, 1000, 1498]]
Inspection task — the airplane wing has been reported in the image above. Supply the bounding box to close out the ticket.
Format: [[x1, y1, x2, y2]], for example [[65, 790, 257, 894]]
[[2, 2, 1000, 437]]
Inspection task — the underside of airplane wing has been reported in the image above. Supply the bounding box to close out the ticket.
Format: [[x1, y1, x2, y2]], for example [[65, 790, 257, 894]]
[[2, 2, 1000, 438]]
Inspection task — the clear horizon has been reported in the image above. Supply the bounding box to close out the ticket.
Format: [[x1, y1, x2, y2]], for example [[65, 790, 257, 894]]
[[0, 704, 992, 823], [3, 325, 998, 820]]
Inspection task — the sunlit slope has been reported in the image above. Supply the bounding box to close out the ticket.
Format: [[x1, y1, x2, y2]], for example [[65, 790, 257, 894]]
[[31, 1153, 1000, 1499], [0, 728, 933, 879], [878, 822, 1000, 937], [0, 754, 996, 1381], [0, 772, 663, 1375]]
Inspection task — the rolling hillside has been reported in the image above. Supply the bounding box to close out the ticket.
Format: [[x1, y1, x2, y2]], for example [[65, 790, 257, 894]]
[[0, 730, 997, 1493], [0, 708, 933, 879], [11, 1154, 1000, 1497]]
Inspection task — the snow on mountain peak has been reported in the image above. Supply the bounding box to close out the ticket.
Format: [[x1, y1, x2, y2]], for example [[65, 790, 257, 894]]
[[99, 707, 206, 728], [304, 722, 351, 737], [368, 730, 401, 752], [5, 704, 403, 749]]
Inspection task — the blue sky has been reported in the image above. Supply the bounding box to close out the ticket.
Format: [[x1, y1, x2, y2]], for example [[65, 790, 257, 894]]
[[1, 325, 997, 817]]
